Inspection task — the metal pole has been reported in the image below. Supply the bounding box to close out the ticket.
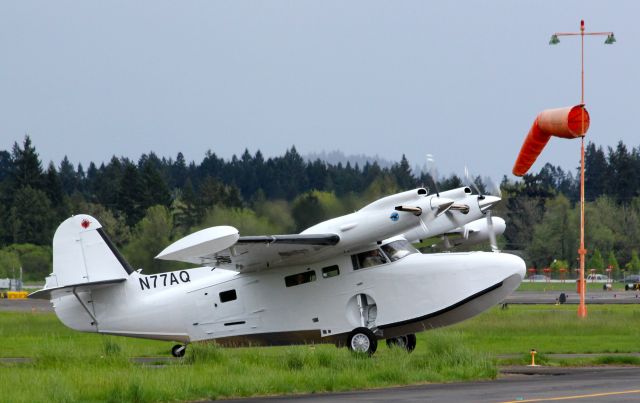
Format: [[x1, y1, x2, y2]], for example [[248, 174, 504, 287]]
[[578, 137, 587, 317], [578, 20, 587, 318]]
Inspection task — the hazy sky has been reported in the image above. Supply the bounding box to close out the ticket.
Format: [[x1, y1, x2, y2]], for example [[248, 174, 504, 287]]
[[1, 1, 637, 181]]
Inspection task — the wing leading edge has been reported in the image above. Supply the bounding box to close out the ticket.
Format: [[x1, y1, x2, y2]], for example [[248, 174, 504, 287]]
[[156, 229, 340, 272]]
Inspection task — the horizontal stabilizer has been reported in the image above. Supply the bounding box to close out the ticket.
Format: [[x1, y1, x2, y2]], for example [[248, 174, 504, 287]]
[[28, 278, 126, 300]]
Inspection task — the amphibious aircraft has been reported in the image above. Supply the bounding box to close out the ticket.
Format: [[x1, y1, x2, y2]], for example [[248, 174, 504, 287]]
[[30, 185, 525, 356]]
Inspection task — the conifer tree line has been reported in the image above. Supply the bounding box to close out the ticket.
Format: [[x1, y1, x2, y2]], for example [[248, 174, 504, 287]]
[[0, 136, 639, 281]]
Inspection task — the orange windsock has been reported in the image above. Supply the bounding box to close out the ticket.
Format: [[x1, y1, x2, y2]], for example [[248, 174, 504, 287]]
[[512, 105, 590, 176]]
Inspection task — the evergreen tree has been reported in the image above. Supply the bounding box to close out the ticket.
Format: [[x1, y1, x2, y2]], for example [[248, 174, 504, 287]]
[[9, 186, 53, 244], [172, 178, 199, 231], [140, 158, 171, 209], [11, 135, 44, 190], [94, 157, 124, 209], [0, 248, 21, 278], [117, 160, 146, 226], [439, 175, 463, 190], [172, 152, 188, 189], [587, 249, 604, 272], [584, 142, 607, 201], [606, 250, 620, 278], [607, 141, 637, 202], [0, 150, 11, 182], [391, 155, 414, 190], [528, 194, 576, 267], [124, 205, 175, 274], [606, 250, 619, 269], [59, 156, 78, 194], [44, 162, 64, 206], [625, 250, 640, 273]]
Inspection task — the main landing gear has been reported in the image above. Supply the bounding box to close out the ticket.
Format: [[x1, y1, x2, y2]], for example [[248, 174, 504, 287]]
[[171, 344, 186, 358], [346, 329, 418, 356], [347, 327, 378, 355], [386, 334, 417, 352]]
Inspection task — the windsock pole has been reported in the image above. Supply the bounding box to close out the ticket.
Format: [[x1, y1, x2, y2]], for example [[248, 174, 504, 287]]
[[538, 20, 614, 317], [578, 21, 587, 318]]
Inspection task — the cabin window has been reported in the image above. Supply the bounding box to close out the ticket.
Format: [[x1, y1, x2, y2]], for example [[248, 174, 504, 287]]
[[219, 289, 237, 303], [353, 249, 388, 270], [285, 270, 316, 287], [380, 239, 419, 262], [322, 265, 340, 278]]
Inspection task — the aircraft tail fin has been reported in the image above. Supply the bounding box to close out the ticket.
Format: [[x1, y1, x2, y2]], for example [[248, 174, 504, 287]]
[[31, 214, 132, 297]]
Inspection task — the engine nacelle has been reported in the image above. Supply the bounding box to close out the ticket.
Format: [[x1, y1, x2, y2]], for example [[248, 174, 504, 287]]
[[443, 216, 506, 248]]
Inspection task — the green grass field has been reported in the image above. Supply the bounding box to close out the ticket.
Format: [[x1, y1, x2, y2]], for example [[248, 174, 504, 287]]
[[1, 305, 639, 402]]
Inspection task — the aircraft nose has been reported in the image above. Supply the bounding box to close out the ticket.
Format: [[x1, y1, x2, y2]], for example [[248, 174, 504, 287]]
[[498, 252, 526, 280], [478, 195, 501, 212]]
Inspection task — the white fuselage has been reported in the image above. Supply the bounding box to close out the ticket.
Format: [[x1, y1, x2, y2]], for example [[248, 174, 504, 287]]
[[52, 251, 525, 346]]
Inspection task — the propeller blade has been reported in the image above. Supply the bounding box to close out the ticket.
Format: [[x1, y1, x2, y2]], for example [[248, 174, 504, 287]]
[[486, 176, 502, 199], [426, 154, 440, 197], [487, 210, 499, 252], [464, 165, 483, 198], [430, 197, 455, 216]]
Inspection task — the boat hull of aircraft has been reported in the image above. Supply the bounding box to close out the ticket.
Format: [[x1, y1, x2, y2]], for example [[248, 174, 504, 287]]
[[48, 249, 524, 348]]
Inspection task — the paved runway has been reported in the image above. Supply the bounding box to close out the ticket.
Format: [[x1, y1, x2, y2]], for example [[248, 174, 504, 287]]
[[504, 290, 640, 304], [0, 298, 53, 312], [225, 367, 640, 402]]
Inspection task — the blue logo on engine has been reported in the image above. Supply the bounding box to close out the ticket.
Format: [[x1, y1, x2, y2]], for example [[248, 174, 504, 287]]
[[390, 212, 400, 222]]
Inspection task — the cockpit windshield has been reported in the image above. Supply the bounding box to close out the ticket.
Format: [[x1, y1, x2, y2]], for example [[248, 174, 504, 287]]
[[356, 249, 388, 269], [380, 239, 419, 262]]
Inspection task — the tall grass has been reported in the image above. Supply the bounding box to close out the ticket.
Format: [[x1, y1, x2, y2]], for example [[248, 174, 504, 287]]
[[0, 326, 494, 402], [1, 305, 638, 401], [455, 305, 640, 354]]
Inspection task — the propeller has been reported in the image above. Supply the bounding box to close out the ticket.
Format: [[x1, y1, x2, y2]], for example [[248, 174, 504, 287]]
[[464, 166, 501, 252], [484, 177, 502, 252], [485, 176, 502, 200], [464, 166, 484, 199], [426, 154, 440, 197]]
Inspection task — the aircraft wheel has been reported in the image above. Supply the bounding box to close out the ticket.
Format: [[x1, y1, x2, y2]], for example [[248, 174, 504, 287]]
[[171, 344, 186, 358], [347, 327, 377, 355], [386, 334, 417, 352]]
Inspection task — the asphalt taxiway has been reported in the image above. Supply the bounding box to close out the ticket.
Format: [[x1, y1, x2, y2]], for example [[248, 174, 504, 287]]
[[504, 290, 640, 304], [225, 367, 640, 402], [0, 298, 52, 312]]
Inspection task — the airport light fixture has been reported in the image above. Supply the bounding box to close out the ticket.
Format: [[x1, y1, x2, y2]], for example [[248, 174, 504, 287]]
[[549, 20, 615, 318]]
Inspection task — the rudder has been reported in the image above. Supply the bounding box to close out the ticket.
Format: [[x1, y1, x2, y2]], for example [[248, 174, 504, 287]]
[[48, 214, 132, 289]]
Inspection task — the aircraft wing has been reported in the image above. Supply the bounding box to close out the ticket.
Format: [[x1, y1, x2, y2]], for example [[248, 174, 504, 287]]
[[214, 234, 340, 272], [156, 229, 341, 272]]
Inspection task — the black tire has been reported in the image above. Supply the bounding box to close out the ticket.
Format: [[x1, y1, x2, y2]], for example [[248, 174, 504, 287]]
[[347, 327, 377, 355], [625, 285, 629, 291], [386, 334, 417, 352], [171, 344, 186, 358]]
